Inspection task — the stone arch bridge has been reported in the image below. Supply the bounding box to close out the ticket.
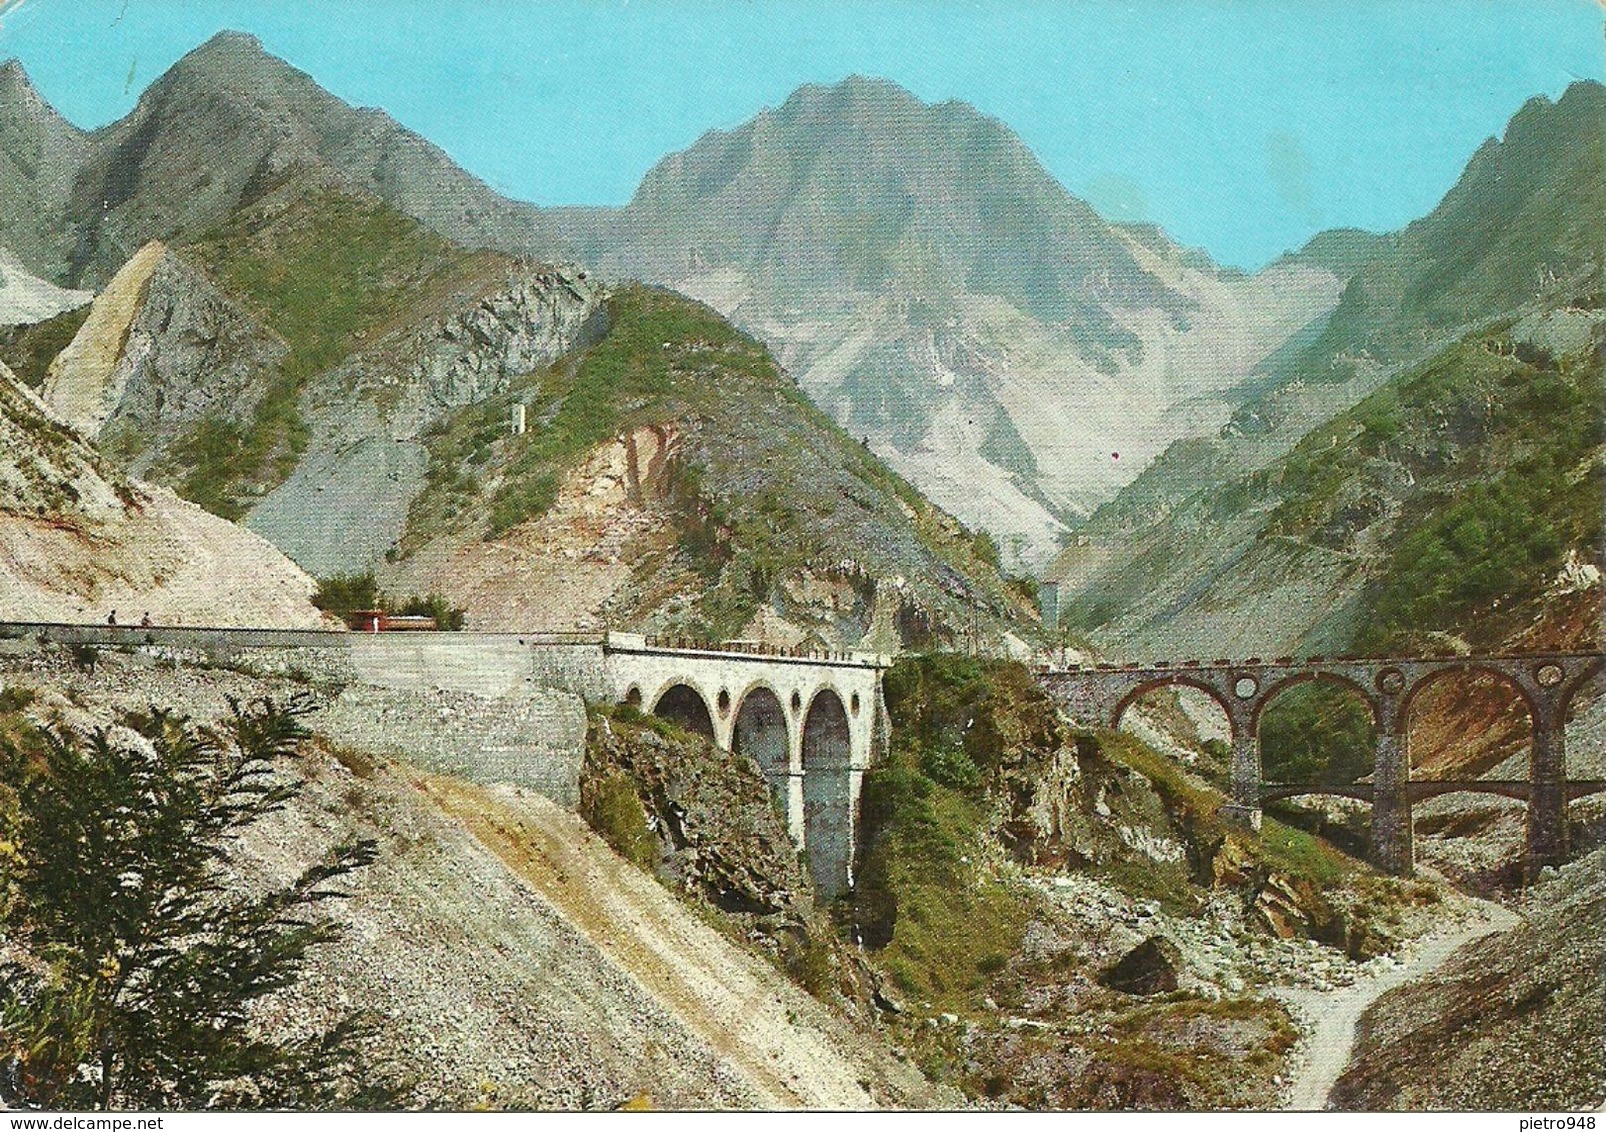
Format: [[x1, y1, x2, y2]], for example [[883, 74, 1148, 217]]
[[0, 622, 888, 901], [602, 634, 888, 899], [1040, 651, 1606, 878]]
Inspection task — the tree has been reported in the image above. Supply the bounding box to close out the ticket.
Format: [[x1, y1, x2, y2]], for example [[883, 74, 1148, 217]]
[[0, 697, 406, 1110]]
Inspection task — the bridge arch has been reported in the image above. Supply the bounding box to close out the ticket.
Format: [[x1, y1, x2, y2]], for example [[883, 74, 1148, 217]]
[[1397, 664, 1538, 741], [652, 682, 716, 740], [801, 687, 854, 898], [1255, 672, 1380, 790], [733, 683, 794, 796], [1251, 671, 1379, 731], [1109, 676, 1237, 741]]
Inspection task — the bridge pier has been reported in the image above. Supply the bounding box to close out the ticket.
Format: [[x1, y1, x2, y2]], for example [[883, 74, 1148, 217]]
[[1371, 729, 1414, 877], [1526, 713, 1569, 881], [1223, 724, 1262, 831]]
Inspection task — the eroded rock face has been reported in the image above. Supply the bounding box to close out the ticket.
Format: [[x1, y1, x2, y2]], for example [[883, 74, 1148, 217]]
[[94, 248, 287, 472], [580, 712, 812, 932], [244, 265, 603, 576], [409, 268, 604, 411], [42, 242, 170, 439]]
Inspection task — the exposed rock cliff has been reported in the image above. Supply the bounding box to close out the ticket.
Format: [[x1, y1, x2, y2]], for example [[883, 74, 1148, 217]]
[[245, 264, 603, 575]]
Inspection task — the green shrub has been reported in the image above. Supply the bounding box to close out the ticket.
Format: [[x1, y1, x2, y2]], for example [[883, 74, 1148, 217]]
[[0, 698, 402, 1109], [312, 572, 466, 630], [583, 771, 659, 869]]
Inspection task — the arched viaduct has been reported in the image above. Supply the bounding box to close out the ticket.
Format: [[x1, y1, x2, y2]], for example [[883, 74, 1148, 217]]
[[1040, 652, 1606, 878], [0, 622, 889, 900], [601, 635, 889, 899]]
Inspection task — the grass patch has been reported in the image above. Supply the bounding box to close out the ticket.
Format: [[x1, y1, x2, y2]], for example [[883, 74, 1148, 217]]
[[581, 769, 659, 869]]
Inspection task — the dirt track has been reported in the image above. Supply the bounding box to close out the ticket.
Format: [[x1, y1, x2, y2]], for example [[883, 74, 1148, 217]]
[[1277, 902, 1521, 1110]]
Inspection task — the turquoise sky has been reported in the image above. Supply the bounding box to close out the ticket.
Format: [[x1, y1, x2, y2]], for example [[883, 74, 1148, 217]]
[[1, 0, 1600, 268]]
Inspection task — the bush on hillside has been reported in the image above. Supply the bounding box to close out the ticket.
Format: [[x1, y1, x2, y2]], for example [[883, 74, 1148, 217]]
[[0, 697, 405, 1110]]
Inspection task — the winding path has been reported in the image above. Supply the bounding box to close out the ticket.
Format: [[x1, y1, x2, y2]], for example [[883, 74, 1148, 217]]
[[1278, 902, 1521, 1111], [417, 774, 945, 1110]]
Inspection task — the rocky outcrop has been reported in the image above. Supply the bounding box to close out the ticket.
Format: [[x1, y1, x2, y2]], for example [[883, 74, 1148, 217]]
[[1101, 935, 1182, 995], [397, 266, 603, 412], [41, 242, 170, 438], [45, 242, 286, 463], [580, 710, 813, 933], [245, 265, 602, 576]]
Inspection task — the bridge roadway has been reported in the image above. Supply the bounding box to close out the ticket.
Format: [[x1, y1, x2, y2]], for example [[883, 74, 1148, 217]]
[[1040, 650, 1606, 878], [0, 621, 887, 899]]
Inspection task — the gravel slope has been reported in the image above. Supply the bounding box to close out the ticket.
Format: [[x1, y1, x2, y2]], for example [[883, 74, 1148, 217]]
[[1329, 848, 1606, 1110]]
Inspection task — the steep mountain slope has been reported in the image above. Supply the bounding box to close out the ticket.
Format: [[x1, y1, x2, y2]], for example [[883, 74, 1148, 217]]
[[0, 59, 88, 284], [554, 77, 1341, 568], [1052, 285, 1603, 659], [382, 284, 1034, 646], [1074, 81, 1606, 550], [0, 654, 944, 1109], [4, 32, 565, 290], [0, 359, 325, 626], [37, 186, 602, 569]]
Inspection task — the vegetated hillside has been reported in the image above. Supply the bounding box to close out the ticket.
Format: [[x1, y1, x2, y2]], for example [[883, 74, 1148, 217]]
[[381, 285, 1036, 647], [1073, 80, 1606, 549], [1054, 287, 1604, 890], [1329, 847, 1606, 1111], [0, 32, 565, 291], [837, 656, 1458, 1108], [35, 186, 602, 575], [1054, 286, 1604, 660], [552, 76, 1342, 568], [0, 359, 326, 627]]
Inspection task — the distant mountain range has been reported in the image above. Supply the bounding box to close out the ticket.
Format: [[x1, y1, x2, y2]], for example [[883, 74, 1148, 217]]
[[1048, 81, 1605, 660], [0, 33, 1341, 570], [0, 33, 1031, 647], [550, 76, 1343, 567], [1, 32, 1599, 602]]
